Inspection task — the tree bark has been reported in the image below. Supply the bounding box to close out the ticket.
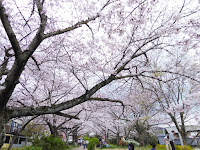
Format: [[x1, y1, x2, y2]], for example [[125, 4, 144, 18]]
[[116, 132, 120, 145], [72, 128, 78, 145], [65, 130, 69, 148], [168, 112, 187, 145], [0, 111, 10, 148], [46, 121, 58, 137]]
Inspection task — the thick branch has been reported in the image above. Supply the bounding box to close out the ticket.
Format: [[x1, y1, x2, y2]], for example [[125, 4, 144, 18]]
[[0, 49, 9, 80], [0, 2, 22, 57], [9, 74, 116, 118]]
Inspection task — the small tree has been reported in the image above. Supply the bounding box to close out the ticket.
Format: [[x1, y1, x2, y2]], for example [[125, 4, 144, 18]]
[[32, 134, 67, 150], [88, 138, 99, 150]]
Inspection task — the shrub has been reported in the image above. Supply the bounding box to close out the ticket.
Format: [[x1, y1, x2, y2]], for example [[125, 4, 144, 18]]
[[32, 134, 67, 150], [88, 138, 99, 150], [156, 144, 166, 150], [153, 144, 192, 150], [109, 138, 117, 145], [100, 145, 107, 149], [24, 146, 43, 150], [175, 145, 192, 150], [83, 137, 90, 140]]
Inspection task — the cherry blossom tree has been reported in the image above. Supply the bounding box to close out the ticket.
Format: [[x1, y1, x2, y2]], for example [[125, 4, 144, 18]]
[[89, 106, 125, 144], [0, 0, 200, 148], [148, 66, 200, 145]]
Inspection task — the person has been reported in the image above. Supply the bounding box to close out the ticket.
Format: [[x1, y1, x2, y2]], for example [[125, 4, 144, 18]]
[[151, 144, 156, 150], [78, 139, 81, 146], [169, 131, 175, 150], [128, 143, 134, 150], [122, 137, 125, 147], [83, 139, 86, 149], [99, 140, 103, 148], [164, 134, 172, 150], [86, 139, 89, 148]]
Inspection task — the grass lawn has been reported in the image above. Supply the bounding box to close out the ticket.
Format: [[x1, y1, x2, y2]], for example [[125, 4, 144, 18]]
[[96, 144, 152, 150], [0, 145, 78, 150], [67, 144, 79, 149], [1, 148, 25, 150], [0, 145, 151, 150], [96, 144, 128, 150]]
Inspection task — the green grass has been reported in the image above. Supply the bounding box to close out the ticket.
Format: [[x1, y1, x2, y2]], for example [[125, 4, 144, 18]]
[[67, 145, 79, 150], [1, 148, 25, 150], [135, 146, 151, 150], [0, 145, 77, 150], [96, 144, 127, 149], [96, 144, 152, 150], [0, 144, 78, 150]]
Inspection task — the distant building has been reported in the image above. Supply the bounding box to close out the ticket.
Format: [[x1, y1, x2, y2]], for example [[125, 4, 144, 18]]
[[155, 125, 200, 146], [5, 119, 22, 134]]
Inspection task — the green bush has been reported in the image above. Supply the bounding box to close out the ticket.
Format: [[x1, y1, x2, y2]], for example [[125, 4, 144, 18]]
[[88, 138, 99, 150], [24, 146, 43, 150], [175, 145, 192, 150], [100, 145, 107, 149], [152, 144, 192, 150], [83, 137, 90, 140], [109, 138, 117, 145], [156, 144, 166, 150], [32, 134, 67, 150]]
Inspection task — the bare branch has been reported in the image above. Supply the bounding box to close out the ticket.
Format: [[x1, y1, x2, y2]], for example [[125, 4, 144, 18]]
[[55, 112, 80, 120], [89, 97, 124, 108], [31, 56, 40, 70], [71, 69, 87, 91], [12, 0, 31, 30], [25, 0, 47, 55], [44, 14, 99, 39]]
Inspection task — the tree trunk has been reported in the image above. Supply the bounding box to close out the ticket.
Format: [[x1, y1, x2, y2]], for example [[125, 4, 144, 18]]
[[180, 112, 187, 145], [65, 130, 69, 148], [0, 111, 9, 148], [72, 129, 77, 145], [180, 131, 187, 145], [168, 112, 187, 145], [106, 131, 109, 143], [116, 133, 120, 145], [46, 121, 58, 136]]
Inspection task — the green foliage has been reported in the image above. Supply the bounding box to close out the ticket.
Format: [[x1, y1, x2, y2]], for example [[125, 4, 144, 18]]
[[155, 144, 166, 150], [100, 144, 126, 149], [23, 123, 46, 137], [88, 142, 96, 150], [89, 138, 99, 145], [88, 138, 99, 150], [32, 134, 67, 150], [175, 145, 192, 150], [24, 146, 43, 150], [150, 144, 192, 150], [83, 137, 90, 140], [67, 144, 78, 150], [109, 138, 117, 145], [100, 145, 107, 149]]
